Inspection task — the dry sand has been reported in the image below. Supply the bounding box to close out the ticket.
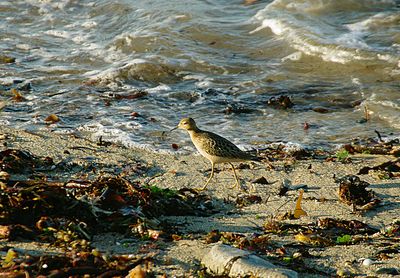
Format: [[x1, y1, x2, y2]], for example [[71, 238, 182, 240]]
[[0, 126, 399, 277]]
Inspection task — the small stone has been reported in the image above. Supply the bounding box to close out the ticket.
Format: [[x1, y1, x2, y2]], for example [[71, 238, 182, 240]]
[[202, 243, 298, 277], [292, 252, 302, 259], [0, 225, 11, 239], [128, 265, 146, 278], [336, 268, 352, 277], [252, 176, 269, 184], [362, 258, 374, 266], [267, 95, 294, 109], [312, 107, 329, 113], [376, 267, 400, 275], [0, 55, 15, 63], [0, 171, 10, 181], [45, 114, 60, 123], [171, 143, 179, 150]]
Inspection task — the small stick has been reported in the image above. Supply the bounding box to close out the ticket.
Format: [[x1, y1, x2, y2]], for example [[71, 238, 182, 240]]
[[364, 106, 370, 121], [374, 130, 384, 142]]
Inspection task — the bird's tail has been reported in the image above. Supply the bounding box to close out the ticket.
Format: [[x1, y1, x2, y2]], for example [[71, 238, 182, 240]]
[[245, 150, 263, 162], [250, 155, 263, 162]]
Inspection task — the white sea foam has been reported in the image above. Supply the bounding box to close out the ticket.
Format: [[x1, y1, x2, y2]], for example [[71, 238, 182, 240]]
[[251, 1, 398, 64], [79, 123, 139, 145], [335, 32, 369, 50], [283, 142, 306, 152], [81, 21, 97, 29], [195, 79, 214, 88], [44, 30, 71, 39], [351, 78, 361, 85], [377, 54, 399, 64], [282, 51, 302, 62], [16, 44, 32, 50], [71, 36, 86, 44], [182, 73, 215, 88], [347, 12, 400, 32], [0, 77, 17, 86], [182, 74, 208, 81], [147, 84, 171, 94], [35, 65, 75, 73], [85, 59, 149, 86], [254, 17, 366, 64], [78, 122, 183, 154]]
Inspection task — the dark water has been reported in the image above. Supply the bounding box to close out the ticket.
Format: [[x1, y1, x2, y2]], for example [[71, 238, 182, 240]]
[[1, 0, 399, 152]]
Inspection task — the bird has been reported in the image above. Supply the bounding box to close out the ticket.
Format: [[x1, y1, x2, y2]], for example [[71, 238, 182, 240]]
[[171, 117, 261, 191]]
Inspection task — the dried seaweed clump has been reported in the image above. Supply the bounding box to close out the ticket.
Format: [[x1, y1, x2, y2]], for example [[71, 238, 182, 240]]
[[336, 175, 380, 211]]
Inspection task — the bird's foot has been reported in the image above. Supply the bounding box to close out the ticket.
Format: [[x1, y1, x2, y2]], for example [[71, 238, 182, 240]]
[[228, 183, 238, 190], [194, 183, 209, 192]]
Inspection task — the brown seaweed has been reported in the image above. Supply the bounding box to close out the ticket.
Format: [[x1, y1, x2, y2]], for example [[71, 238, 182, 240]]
[[336, 175, 381, 210]]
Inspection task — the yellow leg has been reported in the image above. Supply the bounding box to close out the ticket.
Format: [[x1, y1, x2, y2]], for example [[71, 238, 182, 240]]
[[228, 163, 241, 189], [197, 162, 215, 191]]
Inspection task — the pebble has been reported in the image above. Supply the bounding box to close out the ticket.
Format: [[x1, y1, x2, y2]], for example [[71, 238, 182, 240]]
[[202, 243, 298, 278], [336, 268, 352, 277], [376, 267, 400, 275], [292, 252, 302, 259], [0, 171, 10, 181], [362, 258, 374, 266]]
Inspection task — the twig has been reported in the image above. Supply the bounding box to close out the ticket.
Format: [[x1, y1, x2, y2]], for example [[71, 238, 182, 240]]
[[374, 130, 384, 142], [69, 146, 97, 151], [364, 106, 370, 121], [275, 199, 292, 213]]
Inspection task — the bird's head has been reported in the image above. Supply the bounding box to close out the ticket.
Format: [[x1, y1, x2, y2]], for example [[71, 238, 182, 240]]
[[169, 117, 199, 132], [177, 117, 197, 131]]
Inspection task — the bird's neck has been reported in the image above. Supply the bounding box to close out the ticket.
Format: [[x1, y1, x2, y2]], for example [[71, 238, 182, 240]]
[[187, 128, 201, 137]]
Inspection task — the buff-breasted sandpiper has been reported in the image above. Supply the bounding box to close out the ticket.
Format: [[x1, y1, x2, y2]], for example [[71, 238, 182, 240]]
[[172, 117, 261, 191]]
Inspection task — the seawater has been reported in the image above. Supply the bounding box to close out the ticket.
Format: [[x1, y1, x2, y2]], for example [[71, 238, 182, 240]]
[[0, 0, 399, 153]]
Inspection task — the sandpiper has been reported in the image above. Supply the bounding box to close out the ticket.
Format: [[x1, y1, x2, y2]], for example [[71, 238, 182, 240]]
[[171, 117, 260, 191]]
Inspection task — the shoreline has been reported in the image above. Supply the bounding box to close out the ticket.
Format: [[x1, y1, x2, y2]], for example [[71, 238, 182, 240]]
[[1, 126, 399, 277]]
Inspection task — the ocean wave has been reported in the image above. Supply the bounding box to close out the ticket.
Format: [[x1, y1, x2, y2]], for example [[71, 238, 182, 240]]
[[262, 0, 397, 14], [252, 0, 399, 65], [1, 0, 398, 152], [367, 91, 400, 129], [86, 59, 181, 86]]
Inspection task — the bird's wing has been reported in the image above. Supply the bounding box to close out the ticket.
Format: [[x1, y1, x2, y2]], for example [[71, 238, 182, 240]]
[[198, 131, 250, 159]]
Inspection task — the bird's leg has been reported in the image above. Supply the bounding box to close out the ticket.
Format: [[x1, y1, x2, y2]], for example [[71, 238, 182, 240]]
[[228, 163, 241, 189], [197, 162, 215, 191]]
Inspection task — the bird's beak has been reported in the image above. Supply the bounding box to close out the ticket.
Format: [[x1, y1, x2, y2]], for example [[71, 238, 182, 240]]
[[169, 126, 178, 132]]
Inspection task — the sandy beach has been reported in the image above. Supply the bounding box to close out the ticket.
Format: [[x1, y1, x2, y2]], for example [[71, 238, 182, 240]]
[[2, 1, 400, 277], [1, 126, 399, 277]]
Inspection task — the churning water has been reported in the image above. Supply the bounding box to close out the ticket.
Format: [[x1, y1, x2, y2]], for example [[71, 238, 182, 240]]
[[1, 0, 399, 152]]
